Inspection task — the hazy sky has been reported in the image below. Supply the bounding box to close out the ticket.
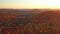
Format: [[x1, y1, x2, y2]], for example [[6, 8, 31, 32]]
[[0, 0, 60, 9]]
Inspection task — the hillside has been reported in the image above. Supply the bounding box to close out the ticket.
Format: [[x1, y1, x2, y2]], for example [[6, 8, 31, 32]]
[[35, 11, 60, 34], [0, 9, 60, 34]]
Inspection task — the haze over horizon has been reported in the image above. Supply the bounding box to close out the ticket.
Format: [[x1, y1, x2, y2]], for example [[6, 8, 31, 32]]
[[0, 0, 60, 9]]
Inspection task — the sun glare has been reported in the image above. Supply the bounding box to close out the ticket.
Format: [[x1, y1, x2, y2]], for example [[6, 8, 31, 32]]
[[0, 0, 60, 9]]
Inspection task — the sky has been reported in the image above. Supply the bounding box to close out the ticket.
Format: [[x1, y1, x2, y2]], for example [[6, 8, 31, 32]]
[[0, 0, 60, 9]]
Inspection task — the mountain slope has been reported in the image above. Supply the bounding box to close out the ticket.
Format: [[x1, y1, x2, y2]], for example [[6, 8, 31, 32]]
[[35, 11, 60, 34]]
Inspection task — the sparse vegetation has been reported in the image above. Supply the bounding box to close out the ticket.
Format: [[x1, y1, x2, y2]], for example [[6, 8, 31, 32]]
[[0, 9, 60, 34]]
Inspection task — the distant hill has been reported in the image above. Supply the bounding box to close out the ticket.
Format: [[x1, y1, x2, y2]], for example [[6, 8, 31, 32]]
[[0, 9, 42, 16]]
